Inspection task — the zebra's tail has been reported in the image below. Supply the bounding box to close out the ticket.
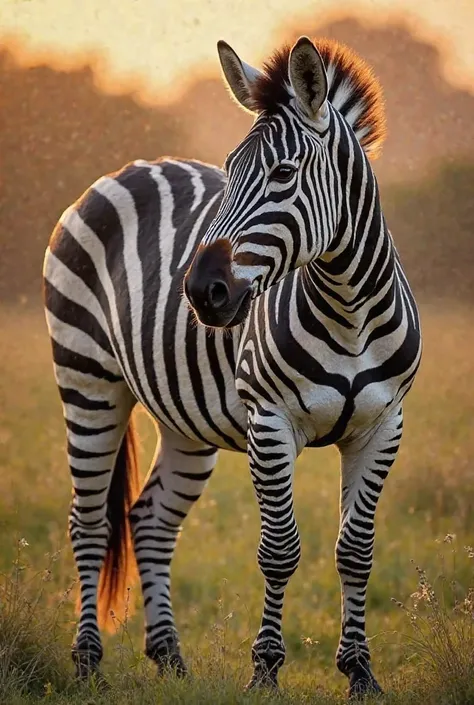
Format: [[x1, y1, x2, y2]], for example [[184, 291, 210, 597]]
[[97, 418, 141, 629]]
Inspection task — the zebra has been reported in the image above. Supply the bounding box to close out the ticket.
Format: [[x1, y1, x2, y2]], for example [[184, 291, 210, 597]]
[[43, 35, 421, 697]]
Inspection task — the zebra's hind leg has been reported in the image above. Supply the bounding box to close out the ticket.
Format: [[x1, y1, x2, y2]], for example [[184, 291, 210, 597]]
[[50, 343, 138, 681], [335, 406, 403, 699], [129, 424, 217, 677], [44, 241, 139, 680], [65, 385, 138, 681]]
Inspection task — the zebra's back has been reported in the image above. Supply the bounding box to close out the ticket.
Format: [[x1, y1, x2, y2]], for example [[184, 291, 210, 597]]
[[44, 158, 248, 451]]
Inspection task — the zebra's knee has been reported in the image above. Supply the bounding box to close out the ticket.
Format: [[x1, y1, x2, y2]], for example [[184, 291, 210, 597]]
[[68, 507, 111, 581], [68, 506, 110, 541], [335, 524, 374, 582], [257, 525, 301, 585], [129, 490, 153, 524]]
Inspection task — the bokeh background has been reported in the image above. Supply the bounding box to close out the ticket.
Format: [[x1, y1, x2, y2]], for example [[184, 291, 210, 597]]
[[1, 0, 473, 698]]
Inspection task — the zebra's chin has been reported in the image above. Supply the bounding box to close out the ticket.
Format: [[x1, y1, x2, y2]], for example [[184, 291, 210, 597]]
[[224, 288, 252, 328]]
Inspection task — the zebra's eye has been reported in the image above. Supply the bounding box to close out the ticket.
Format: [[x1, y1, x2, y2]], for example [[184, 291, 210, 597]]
[[269, 164, 296, 183]]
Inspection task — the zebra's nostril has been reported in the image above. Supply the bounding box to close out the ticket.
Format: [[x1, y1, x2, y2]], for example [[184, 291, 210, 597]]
[[208, 280, 230, 309]]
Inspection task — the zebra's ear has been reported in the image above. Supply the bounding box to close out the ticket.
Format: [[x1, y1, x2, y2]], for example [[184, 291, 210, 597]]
[[217, 40, 262, 113], [289, 37, 328, 120]]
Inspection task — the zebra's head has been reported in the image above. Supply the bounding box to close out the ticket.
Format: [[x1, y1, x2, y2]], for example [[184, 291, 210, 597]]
[[185, 36, 386, 327]]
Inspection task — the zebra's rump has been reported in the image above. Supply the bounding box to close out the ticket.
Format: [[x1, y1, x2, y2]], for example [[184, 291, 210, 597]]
[[43, 158, 248, 451]]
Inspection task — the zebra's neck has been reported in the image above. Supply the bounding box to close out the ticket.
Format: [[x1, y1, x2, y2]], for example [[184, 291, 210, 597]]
[[300, 156, 396, 333]]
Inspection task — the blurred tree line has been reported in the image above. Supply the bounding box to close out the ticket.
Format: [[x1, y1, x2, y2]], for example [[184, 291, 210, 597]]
[[1, 18, 473, 307]]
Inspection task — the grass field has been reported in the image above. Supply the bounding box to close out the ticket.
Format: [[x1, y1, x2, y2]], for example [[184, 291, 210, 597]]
[[1, 303, 473, 704]]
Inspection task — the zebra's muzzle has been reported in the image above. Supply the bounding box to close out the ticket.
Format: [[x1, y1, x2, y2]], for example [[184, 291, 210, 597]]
[[184, 239, 252, 328]]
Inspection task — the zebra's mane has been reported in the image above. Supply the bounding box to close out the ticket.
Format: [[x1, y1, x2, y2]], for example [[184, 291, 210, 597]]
[[250, 38, 386, 160]]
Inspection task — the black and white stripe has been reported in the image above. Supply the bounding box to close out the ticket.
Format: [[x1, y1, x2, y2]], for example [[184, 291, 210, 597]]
[[43, 36, 421, 697]]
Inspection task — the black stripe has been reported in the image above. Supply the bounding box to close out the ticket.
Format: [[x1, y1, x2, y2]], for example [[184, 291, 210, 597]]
[[52, 339, 122, 383], [177, 447, 216, 457], [59, 387, 115, 410], [66, 419, 117, 436], [68, 442, 115, 459]]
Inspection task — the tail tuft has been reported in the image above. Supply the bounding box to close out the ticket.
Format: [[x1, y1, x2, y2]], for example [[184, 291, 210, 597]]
[[97, 417, 141, 629]]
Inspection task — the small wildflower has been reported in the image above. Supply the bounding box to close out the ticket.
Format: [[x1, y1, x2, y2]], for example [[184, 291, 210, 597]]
[[301, 635, 319, 646], [50, 549, 62, 562], [59, 579, 77, 603], [443, 533, 456, 544], [464, 545, 474, 559], [391, 597, 406, 609], [18, 538, 29, 548]]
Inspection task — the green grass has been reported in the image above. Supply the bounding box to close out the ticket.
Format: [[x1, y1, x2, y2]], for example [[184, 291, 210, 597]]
[[1, 303, 474, 703]]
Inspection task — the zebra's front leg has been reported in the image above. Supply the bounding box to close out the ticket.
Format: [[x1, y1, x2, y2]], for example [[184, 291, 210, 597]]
[[245, 410, 301, 690], [335, 406, 403, 698], [129, 425, 217, 677]]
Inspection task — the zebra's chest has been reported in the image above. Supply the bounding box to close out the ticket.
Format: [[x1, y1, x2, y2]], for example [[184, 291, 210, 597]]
[[236, 360, 390, 446], [235, 324, 408, 447]]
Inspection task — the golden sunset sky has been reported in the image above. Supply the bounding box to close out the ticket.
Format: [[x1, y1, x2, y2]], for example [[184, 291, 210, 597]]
[[2, 0, 474, 103]]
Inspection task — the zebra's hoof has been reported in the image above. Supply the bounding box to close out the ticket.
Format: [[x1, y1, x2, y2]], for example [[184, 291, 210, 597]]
[[87, 670, 111, 692], [348, 668, 383, 699], [155, 652, 188, 679], [72, 648, 103, 684], [147, 637, 188, 679], [245, 667, 279, 691]]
